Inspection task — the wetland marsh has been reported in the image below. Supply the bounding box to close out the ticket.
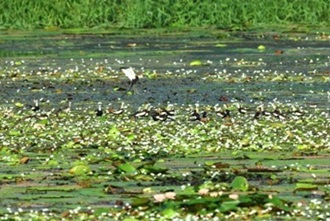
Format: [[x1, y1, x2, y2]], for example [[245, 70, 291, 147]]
[[0, 30, 329, 220]]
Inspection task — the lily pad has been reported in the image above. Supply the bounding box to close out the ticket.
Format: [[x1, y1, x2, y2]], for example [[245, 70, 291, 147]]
[[118, 163, 137, 173], [69, 164, 92, 176], [230, 176, 249, 191]]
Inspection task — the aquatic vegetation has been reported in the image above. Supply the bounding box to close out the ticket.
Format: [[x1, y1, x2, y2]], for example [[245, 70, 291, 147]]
[[0, 32, 329, 220]]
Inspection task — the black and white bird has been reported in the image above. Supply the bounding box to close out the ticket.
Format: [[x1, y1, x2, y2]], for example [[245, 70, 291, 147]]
[[31, 99, 40, 112], [120, 67, 139, 91], [54, 100, 72, 115], [189, 109, 201, 121], [189, 109, 208, 122], [131, 104, 151, 119], [150, 107, 175, 122], [95, 102, 103, 117], [215, 104, 230, 118], [271, 104, 285, 120], [254, 105, 271, 119], [108, 102, 125, 115], [237, 103, 248, 114]]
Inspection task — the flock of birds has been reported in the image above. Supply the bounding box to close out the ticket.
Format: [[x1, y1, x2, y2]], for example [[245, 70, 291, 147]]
[[28, 97, 306, 123], [25, 66, 306, 122]]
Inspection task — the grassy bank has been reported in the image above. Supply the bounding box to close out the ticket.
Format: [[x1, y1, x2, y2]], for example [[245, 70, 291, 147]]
[[0, 0, 329, 30]]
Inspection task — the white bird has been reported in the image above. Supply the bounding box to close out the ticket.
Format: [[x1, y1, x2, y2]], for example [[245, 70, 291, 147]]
[[120, 67, 139, 91]]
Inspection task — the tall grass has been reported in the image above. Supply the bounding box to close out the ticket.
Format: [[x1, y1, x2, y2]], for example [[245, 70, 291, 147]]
[[0, 0, 329, 30]]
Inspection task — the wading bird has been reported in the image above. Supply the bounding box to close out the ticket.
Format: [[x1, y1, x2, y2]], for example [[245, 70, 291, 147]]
[[54, 100, 72, 115], [95, 102, 103, 117], [237, 103, 248, 114], [216, 104, 230, 118], [254, 105, 271, 119], [108, 102, 126, 115], [189, 109, 208, 122], [131, 104, 152, 119], [120, 67, 139, 91], [189, 109, 201, 121], [31, 99, 40, 112], [150, 107, 175, 122]]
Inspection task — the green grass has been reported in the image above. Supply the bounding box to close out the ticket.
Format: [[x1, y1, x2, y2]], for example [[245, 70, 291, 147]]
[[0, 0, 329, 30]]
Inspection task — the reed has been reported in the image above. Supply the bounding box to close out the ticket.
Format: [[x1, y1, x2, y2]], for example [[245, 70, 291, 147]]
[[0, 0, 329, 30]]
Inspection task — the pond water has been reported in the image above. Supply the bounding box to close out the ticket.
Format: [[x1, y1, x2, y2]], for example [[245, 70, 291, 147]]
[[0, 31, 329, 110], [0, 30, 329, 219]]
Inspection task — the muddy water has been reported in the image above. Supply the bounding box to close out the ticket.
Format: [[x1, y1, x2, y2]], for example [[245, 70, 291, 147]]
[[0, 32, 329, 111]]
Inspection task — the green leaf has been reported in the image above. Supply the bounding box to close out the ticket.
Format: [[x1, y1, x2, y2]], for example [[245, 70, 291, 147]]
[[118, 163, 137, 173], [39, 119, 48, 125], [143, 165, 168, 174], [131, 197, 150, 207], [108, 126, 120, 139], [190, 60, 203, 66], [127, 133, 135, 141], [9, 130, 21, 136], [215, 43, 227, 47], [180, 186, 195, 195], [123, 218, 139, 221], [220, 200, 239, 212], [267, 196, 291, 212], [231, 176, 249, 191], [15, 102, 24, 107], [257, 45, 266, 51], [295, 183, 318, 190], [161, 208, 177, 219], [69, 164, 91, 176]]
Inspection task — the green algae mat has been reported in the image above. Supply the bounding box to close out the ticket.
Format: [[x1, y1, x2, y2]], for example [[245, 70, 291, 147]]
[[0, 29, 329, 220]]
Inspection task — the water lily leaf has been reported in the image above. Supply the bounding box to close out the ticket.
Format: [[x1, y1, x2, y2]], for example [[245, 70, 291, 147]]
[[180, 186, 195, 195], [127, 133, 135, 141], [123, 218, 139, 221], [134, 174, 154, 181], [269, 122, 285, 128], [183, 198, 216, 212], [94, 208, 114, 217], [240, 138, 250, 147], [204, 161, 214, 166], [39, 119, 48, 125], [231, 176, 249, 191], [108, 126, 120, 139], [220, 200, 239, 212], [215, 43, 227, 47], [9, 129, 21, 136], [104, 184, 125, 194], [247, 167, 282, 173], [267, 196, 291, 212], [15, 61, 22, 65], [62, 141, 75, 149], [296, 144, 309, 150], [14, 102, 24, 107], [131, 197, 150, 207], [258, 45, 266, 51], [145, 72, 157, 79], [143, 165, 168, 173], [69, 164, 91, 176], [294, 183, 318, 192], [46, 159, 59, 166], [161, 208, 177, 219], [118, 163, 137, 173], [190, 60, 203, 66]]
